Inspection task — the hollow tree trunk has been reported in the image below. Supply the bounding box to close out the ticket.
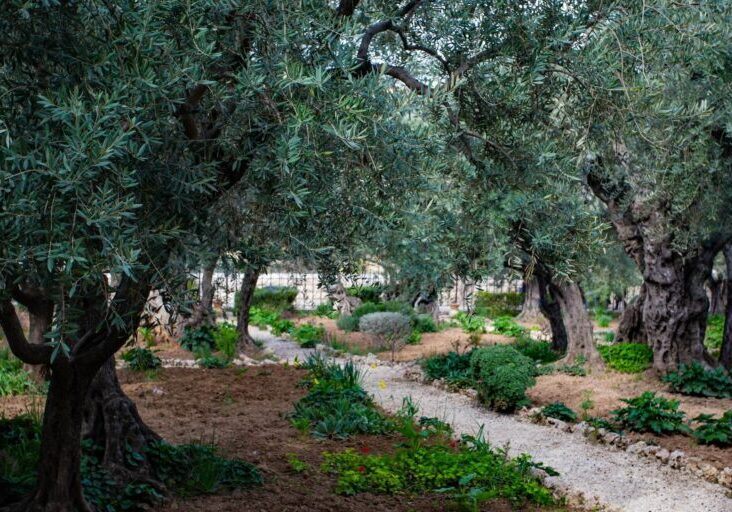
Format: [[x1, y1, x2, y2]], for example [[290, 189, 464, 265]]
[[517, 275, 544, 325], [720, 244, 732, 369], [82, 358, 162, 483], [535, 272, 568, 353], [237, 268, 260, 347], [709, 273, 725, 315], [642, 241, 716, 373], [617, 284, 646, 344], [186, 260, 217, 329], [22, 361, 93, 512], [554, 282, 603, 368]]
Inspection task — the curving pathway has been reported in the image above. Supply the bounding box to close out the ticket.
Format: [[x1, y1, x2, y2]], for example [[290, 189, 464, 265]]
[[250, 326, 732, 512]]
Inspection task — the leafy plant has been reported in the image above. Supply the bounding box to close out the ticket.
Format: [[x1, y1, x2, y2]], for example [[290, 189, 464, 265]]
[[121, 348, 162, 371], [270, 318, 295, 336], [470, 346, 536, 412], [412, 314, 438, 333], [421, 351, 474, 389], [313, 302, 338, 319], [249, 307, 281, 329], [406, 330, 422, 345], [346, 285, 383, 304], [596, 314, 612, 328], [0, 350, 38, 397], [663, 362, 732, 398], [359, 312, 411, 359], [455, 312, 486, 334], [290, 323, 325, 348], [195, 346, 230, 369], [611, 392, 689, 435], [705, 314, 724, 351], [693, 411, 732, 446], [250, 286, 298, 312], [603, 331, 615, 343], [213, 323, 238, 361], [541, 402, 577, 422], [474, 291, 523, 318], [336, 314, 359, 332], [491, 316, 526, 337], [179, 325, 216, 353], [137, 326, 156, 347], [598, 343, 652, 373], [512, 338, 560, 364], [287, 453, 310, 473]]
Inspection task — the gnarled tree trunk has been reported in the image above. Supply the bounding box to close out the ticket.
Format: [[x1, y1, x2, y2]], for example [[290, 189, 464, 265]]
[[237, 268, 260, 347], [535, 271, 568, 353], [517, 275, 544, 325], [708, 272, 725, 315], [720, 244, 732, 369], [554, 281, 603, 368], [186, 260, 217, 329], [617, 284, 646, 343]]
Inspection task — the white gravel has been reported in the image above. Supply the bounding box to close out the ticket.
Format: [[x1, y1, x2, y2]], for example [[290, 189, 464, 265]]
[[253, 327, 732, 512]]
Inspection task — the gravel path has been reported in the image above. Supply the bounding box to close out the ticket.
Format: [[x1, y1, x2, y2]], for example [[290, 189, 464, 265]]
[[252, 327, 732, 512]]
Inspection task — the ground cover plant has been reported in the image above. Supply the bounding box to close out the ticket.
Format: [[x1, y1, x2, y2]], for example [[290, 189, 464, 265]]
[[693, 411, 732, 447], [290, 324, 326, 348], [663, 362, 732, 398], [346, 285, 383, 304], [611, 392, 690, 435], [471, 346, 536, 412], [179, 325, 217, 353], [420, 351, 474, 389], [541, 403, 577, 423], [491, 316, 527, 338], [290, 354, 394, 439], [0, 349, 39, 397], [121, 348, 162, 372], [513, 338, 561, 364], [598, 343, 653, 374], [474, 291, 523, 318]]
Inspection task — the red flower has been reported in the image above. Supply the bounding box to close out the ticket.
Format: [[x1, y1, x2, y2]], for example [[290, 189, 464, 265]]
[[449, 439, 458, 449], [357, 465, 366, 473], [359, 446, 370, 454]]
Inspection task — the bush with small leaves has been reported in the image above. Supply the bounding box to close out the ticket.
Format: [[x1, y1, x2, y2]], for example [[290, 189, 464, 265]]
[[491, 316, 526, 337], [412, 314, 438, 333], [213, 323, 238, 361], [346, 285, 383, 304], [121, 348, 162, 371], [336, 314, 359, 332], [251, 286, 298, 312], [513, 338, 560, 364], [454, 312, 486, 334], [705, 314, 724, 351], [541, 402, 577, 422], [470, 346, 536, 412], [359, 312, 411, 358], [611, 392, 689, 435], [598, 343, 652, 373], [663, 362, 732, 398], [0, 349, 38, 396], [290, 324, 325, 348], [474, 291, 523, 318]]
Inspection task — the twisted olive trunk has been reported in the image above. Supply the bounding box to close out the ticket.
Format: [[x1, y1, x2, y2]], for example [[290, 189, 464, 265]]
[[617, 284, 646, 344], [516, 275, 544, 325], [236, 269, 260, 348], [720, 244, 732, 369]]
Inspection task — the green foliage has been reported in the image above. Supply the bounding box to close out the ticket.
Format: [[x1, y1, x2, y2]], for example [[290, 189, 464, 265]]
[[455, 312, 486, 334], [470, 346, 536, 412], [0, 415, 260, 510], [474, 292, 523, 318], [705, 314, 725, 351], [322, 430, 555, 508], [0, 350, 37, 397], [412, 314, 438, 333], [421, 351, 474, 389], [252, 287, 298, 313], [249, 307, 281, 329], [290, 324, 325, 348], [603, 331, 615, 343], [336, 314, 360, 332], [195, 346, 230, 369], [121, 348, 162, 372], [406, 330, 422, 345], [541, 402, 577, 423], [693, 411, 732, 447], [291, 355, 393, 440], [612, 392, 689, 435], [179, 326, 216, 353], [137, 327, 156, 347], [491, 316, 526, 338], [346, 286, 383, 304], [663, 362, 732, 398], [596, 315, 613, 328], [212, 323, 238, 361], [313, 302, 338, 319], [598, 343, 653, 374], [359, 313, 411, 349], [270, 318, 295, 336], [286, 453, 310, 473], [512, 338, 560, 364]]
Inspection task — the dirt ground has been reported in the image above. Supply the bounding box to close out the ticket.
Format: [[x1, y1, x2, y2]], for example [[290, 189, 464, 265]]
[[298, 316, 514, 361], [528, 372, 732, 470]]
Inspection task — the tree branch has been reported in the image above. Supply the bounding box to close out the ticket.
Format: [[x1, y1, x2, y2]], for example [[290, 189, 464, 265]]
[[0, 299, 53, 364]]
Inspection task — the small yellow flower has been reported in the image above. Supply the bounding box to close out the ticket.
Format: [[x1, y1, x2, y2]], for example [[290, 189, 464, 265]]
[[370, 362, 377, 369], [378, 379, 387, 390], [313, 377, 320, 385]]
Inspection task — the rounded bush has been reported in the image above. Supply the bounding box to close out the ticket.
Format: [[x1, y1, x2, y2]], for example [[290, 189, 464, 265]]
[[470, 346, 536, 412], [359, 312, 411, 354]]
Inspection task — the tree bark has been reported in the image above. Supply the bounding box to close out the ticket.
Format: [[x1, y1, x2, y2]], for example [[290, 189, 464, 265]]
[[720, 244, 732, 369], [554, 282, 603, 368], [185, 260, 217, 329], [616, 284, 647, 343], [237, 268, 260, 347], [517, 275, 544, 325], [535, 271, 568, 353], [708, 272, 725, 315]]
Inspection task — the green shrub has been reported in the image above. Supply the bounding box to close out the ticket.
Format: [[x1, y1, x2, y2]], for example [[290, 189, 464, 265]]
[[596, 314, 613, 328], [454, 312, 486, 334], [212, 323, 238, 361], [491, 316, 526, 337], [611, 392, 689, 435], [693, 411, 732, 446], [598, 343, 653, 373], [252, 286, 298, 312], [179, 325, 216, 352], [470, 346, 536, 412], [270, 318, 295, 336], [322, 431, 555, 508], [412, 314, 438, 333], [421, 351, 474, 388], [663, 362, 732, 398], [336, 314, 359, 332], [248, 306, 280, 328], [290, 324, 325, 348], [291, 355, 393, 439], [121, 348, 162, 371], [603, 331, 615, 343], [359, 312, 412, 358], [474, 291, 523, 318], [314, 302, 338, 319], [541, 402, 577, 422], [196, 354, 229, 369], [406, 330, 422, 345], [705, 314, 724, 351], [0, 350, 37, 396], [346, 285, 383, 304], [513, 338, 560, 364]]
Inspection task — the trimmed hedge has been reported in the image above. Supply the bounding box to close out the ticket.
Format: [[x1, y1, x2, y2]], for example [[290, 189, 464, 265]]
[[470, 346, 536, 412]]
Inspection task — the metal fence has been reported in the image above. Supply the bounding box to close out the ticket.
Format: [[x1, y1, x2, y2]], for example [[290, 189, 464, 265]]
[[208, 270, 522, 311]]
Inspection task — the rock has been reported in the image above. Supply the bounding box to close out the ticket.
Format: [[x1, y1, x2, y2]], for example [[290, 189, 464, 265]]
[[655, 448, 670, 464], [641, 444, 660, 457], [574, 421, 590, 436], [602, 432, 620, 445], [669, 450, 685, 469], [546, 417, 568, 431], [627, 441, 648, 455], [718, 467, 732, 488], [700, 463, 719, 483], [686, 456, 703, 473]]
